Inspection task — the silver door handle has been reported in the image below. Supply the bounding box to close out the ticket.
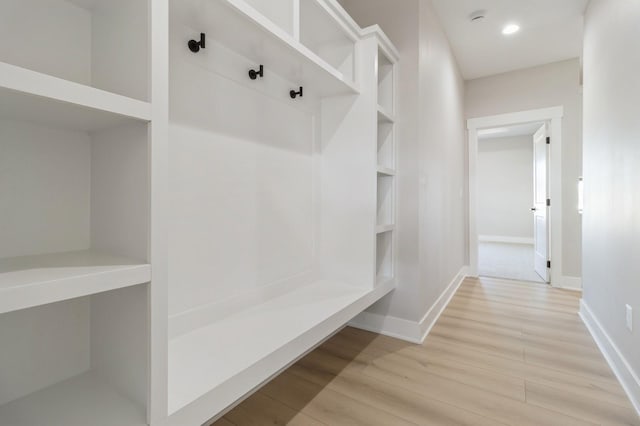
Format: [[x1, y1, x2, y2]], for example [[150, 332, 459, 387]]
[[531, 207, 537, 212]]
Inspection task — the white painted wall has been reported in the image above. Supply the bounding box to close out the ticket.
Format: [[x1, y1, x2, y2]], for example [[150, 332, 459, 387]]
[[582, 0, 640, 393], [341, 0, 467, 332], [466, 59, 583, 278], [0, 120, 91, 259], [478, 136, 533, 240], [416, 0, 467, 325]]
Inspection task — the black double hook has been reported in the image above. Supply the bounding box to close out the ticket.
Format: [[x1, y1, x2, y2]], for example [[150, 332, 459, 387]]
[[249, 65, 264, 80], [243, 62, 306, 100], [290, 87, 303, 99], [188, 33, 206, 53]]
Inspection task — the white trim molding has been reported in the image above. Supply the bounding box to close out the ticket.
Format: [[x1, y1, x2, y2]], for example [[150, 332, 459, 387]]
[[479, 235, 534, 245], [467, 106, 564, 288], [580, 300, 640, 416], [349, 267, 469, 343]]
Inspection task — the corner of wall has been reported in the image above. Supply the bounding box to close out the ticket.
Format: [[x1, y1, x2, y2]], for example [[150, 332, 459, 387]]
[[559, 276, 582, 291], [349, 266, 468, 343]]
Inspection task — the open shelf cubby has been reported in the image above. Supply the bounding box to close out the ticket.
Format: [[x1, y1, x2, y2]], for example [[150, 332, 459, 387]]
[[377, 121, 395, 170], [300, 0, 357, 85], [377, 174, 395, 227], [378, 47, 394, 114], [0, 0, 149, 102], [0, 285, 148, 426], [376, 230, 394, 284], [377, 104, 395, 124], [242, 0, 297, 37], [0, 108, 150, 313]]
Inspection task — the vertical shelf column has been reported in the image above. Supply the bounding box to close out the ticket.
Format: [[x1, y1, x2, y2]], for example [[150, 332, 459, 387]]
[[374, 36, 399, 287]]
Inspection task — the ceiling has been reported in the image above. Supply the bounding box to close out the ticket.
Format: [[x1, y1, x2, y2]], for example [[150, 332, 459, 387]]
[[478, 122, 544, 140], [431, 0, 588, 80]]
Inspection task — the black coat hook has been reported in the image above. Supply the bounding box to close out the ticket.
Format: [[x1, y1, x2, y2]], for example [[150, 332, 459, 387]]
[[188, 33, 206, 53], [249, 65, 264, 80], [290, 87, 303, 99]]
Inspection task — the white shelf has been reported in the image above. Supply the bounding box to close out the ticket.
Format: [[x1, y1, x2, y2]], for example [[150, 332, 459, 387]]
[[376, 231, 394, 283], [300, 0, 358, 84], [377, 276, 395, 287], [168, 279, 395, 418], [377, 166, 396, 176], [0, 250, 150, 314], [183, 0, 359, 97], [376, 224, 395, 234], [0, 371, 146, 426], [0, 62, 151, 131], [377, 105, 395, 123]]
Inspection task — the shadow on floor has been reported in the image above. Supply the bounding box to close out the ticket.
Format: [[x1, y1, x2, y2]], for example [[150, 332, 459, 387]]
[[212, 327, 415, 425]]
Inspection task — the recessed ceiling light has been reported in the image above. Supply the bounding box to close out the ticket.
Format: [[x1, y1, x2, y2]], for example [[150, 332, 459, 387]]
[[502, 24, 520, 35]]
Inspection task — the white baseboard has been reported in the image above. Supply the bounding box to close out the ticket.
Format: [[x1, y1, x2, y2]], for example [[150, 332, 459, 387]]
[[558, 276, 582, 291], [579, 300, 640, 416], [349, 266, 469, 344], [348, 310, 424, 344], [479, 235, 534, 245]]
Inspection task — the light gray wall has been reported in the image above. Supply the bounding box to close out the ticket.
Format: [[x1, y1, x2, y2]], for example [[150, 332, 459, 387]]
[[478, 136, 533, 240], [583, 0, 640, 383], [341, 0, 466, 324], [416, 0, 467, 321], [466, 59, 583, 278]]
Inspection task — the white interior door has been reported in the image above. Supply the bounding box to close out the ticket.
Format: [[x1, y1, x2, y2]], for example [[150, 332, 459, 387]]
[[532, 124, 550, 282]]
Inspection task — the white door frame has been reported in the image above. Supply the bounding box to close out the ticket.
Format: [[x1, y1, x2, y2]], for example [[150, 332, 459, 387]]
[[467, 106, 563, 287]]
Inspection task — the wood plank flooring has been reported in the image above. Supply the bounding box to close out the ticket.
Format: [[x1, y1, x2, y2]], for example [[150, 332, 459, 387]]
[[212, 277, 639, 425]]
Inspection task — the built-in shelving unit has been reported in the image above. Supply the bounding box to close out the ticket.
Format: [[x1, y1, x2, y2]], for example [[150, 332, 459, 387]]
[[168, 279, 395, 420], [1, 0, 399, 424], [177, 0, 359, 98], [372, 30, 399, 288], [0, 0, 157, 424], [166, 1, 398, 424]]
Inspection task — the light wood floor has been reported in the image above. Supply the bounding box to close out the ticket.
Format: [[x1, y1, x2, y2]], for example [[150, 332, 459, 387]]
[[213, 277, 640, 425]]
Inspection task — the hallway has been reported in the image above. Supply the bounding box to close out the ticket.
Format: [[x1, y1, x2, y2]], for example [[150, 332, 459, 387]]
[[214, 277, 638, 425]]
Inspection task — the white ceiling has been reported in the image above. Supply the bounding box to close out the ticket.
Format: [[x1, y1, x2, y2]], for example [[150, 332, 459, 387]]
[[478, 122, 544, 140], [431, 0, 588, 80]]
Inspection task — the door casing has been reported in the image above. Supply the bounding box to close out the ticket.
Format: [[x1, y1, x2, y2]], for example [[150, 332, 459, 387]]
[[467, 106, 563, 287]]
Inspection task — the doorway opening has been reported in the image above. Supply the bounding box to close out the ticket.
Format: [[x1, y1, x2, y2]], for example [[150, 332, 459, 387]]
[[468, 107, 564, 287], [477, 121, 546, 283]]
